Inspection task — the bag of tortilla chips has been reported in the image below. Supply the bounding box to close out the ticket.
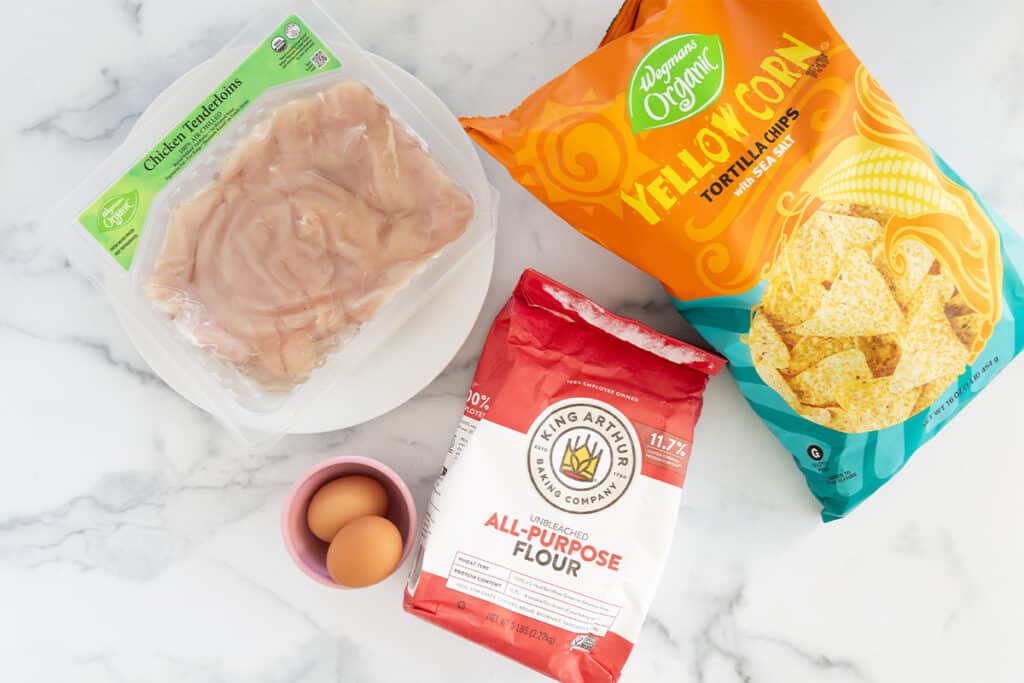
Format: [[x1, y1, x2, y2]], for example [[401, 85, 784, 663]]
[[462, 0, 1024, 520]]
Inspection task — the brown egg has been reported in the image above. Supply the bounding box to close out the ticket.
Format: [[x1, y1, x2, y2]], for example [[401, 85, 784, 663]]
[[306, 475, 389, 543], [326, 515, 404, 588]]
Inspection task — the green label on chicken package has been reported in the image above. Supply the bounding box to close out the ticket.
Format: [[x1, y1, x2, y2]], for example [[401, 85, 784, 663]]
[[78, 15, 340, 269]]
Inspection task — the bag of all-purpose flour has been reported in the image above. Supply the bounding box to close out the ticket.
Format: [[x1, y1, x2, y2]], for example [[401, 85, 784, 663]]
[[404, 269, 724, 683]]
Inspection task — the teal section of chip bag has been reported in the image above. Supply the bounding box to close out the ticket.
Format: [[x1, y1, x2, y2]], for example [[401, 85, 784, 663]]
[[673, 151, 1024, 522]]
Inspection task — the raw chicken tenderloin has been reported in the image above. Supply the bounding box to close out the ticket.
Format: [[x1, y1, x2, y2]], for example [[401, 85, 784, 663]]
[[147, 81, 474, 390]]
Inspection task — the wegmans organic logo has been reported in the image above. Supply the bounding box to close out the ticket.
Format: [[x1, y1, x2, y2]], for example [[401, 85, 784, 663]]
[[628, 33, 726, 133], [526, 399, 639, 514], [98, 190, 139, 232]]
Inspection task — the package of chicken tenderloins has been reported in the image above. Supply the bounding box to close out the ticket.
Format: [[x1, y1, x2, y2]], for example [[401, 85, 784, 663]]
[[51, 0, 496, 446]]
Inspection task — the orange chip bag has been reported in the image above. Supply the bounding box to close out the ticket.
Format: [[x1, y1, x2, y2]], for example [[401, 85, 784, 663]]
[[462, 0, 1024, 520]]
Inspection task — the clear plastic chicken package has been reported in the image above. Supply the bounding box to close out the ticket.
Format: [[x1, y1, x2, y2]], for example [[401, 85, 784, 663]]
[[52, 1, 498, 447]]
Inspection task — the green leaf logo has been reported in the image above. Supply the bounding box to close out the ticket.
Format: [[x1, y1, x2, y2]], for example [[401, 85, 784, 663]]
[[99, 190, 139, 232], [628, 34, 726, 133]]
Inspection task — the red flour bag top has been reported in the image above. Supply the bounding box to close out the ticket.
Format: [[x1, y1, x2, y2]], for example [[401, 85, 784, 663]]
[[404, 269, 725, 682]]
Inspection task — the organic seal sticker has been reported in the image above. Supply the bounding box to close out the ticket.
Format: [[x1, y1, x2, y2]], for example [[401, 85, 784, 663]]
[[526, 398, 639, 514], [98, 190, 138, 232], [628, 33, 725, 133]]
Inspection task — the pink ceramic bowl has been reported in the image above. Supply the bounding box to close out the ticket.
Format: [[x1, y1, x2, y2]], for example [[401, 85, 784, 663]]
[[282, 456, 417, 588]]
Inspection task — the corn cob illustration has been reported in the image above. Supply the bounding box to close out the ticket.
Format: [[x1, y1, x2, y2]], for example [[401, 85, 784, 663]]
[[816, 147, 967, 220]]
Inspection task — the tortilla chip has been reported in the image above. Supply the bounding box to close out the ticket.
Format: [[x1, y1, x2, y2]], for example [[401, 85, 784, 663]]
[[932, 269, 958, 302], [788, 336, 857, 375], [793, 249, 904, 337], [857, 334, 902, 378], [761, 278, 823, 331], [908, 274, 957, 317], [779, 329, 804, 349], [873, 239, 935, 310], [821, 211, 884, 260], [778, 211, 883, 289], [776, 213, 844, 288], [750, 312, 790, 369], [835, 377, 922, 433], [821, 202, 891, 224], [791, 349, 872, 406], [758, 364, 800, 406], [761, 277, 827, 330], [889, 280, 969, 393], [944, 290, 974, 318], [911, 373, 958, 416], [797, 404, 833, 426], [824, 408, 860, 433], [949, 313, 983, 349]]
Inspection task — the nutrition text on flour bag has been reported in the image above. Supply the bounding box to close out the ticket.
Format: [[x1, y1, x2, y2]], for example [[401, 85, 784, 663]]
[[405, 269, 725, 683]]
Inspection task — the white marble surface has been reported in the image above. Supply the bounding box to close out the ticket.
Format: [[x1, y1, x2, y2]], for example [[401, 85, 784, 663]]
[[2, 1, 1023, 681]]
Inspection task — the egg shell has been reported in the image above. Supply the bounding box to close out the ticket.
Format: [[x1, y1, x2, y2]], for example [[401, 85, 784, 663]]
[[326, 515, 404, 588], [306, 475, 389, 543]]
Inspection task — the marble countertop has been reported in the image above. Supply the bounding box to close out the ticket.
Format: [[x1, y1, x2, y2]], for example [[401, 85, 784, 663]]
[[2, 1, 1022, 681]]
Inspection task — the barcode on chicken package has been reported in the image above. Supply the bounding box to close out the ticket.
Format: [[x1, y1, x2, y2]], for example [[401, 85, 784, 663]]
[[310, 50, 329, 69]]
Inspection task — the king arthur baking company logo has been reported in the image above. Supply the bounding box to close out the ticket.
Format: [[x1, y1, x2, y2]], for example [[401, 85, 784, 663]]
[[628, 33, 725, 133], [527, 399, 639, 514]]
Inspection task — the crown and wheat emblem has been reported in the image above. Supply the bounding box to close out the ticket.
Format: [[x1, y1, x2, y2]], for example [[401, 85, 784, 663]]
[[559, 436, 604, 482]]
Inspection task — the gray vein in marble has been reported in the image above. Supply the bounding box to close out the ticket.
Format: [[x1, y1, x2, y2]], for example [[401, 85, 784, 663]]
[[611, 296, 678, 317], [0, 451, 301, 576], [644, 612, 683, 651], [0, 220, 44, 267], [209, 555, 329, 636], [534, 0, 573, 48], [0, 319, 163, 386], [360, 12, 422, 75], [748, 635, 870, 681], [77, 653, 130, 683], [889, 523, 975, 615], [118, 0, 143, 33], [0, 239, 98, 293], [0, 216, 93, 277], [937, 528, 972, 588], [529, 229, 542, 252], [691, 587, 752, 683], [936, 528, 975, 633], [22, 69, 140, 143]]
